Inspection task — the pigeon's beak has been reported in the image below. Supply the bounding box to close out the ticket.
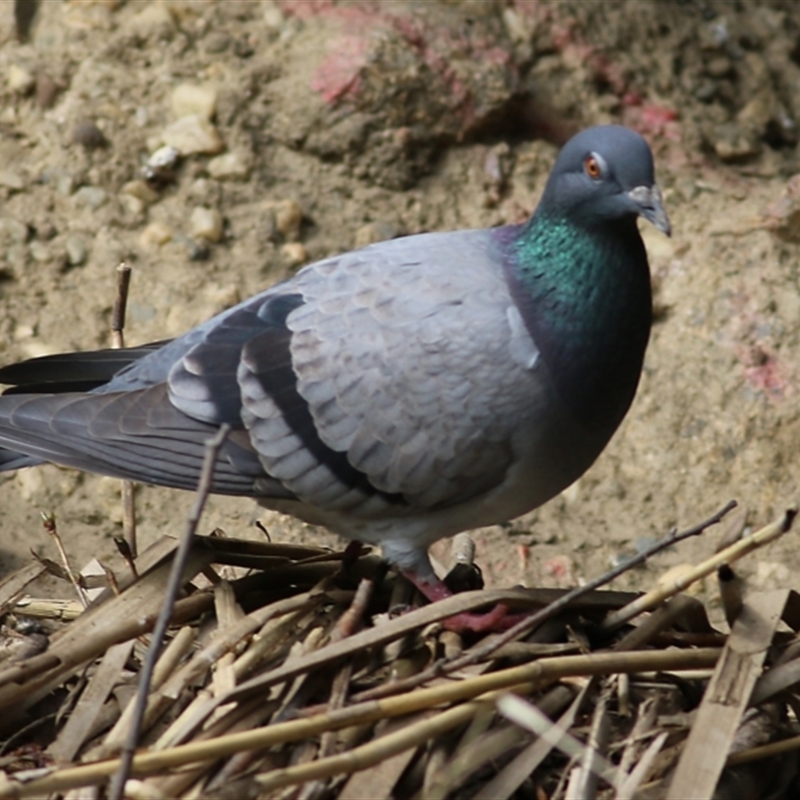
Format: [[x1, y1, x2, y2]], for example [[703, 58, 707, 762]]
[[628, 184, 671, 236]]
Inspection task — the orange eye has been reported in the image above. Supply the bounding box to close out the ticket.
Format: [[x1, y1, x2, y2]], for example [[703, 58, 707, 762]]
[[584, 155, 602, 179]]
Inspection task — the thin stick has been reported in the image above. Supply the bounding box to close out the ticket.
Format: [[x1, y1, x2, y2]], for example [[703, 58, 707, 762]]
[[108, 424, 230, 800], [41, 512, 88, 609], [110, 263, 137, 558], [110, 262, 132, 349]]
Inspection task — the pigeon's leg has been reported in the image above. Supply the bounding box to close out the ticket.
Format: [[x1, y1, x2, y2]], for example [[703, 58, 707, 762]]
[[401, 570, 516, 633]]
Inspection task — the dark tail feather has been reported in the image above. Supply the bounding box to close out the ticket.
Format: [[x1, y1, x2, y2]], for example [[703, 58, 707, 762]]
[[0, 341, 169, 393]]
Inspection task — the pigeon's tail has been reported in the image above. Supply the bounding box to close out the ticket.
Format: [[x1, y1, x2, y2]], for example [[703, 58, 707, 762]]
[[0, 386, 289, 499], [0, 343, 167, 395], [0, 448, 43, 471]]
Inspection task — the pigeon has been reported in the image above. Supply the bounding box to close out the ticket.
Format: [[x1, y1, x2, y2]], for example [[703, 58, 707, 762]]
[[0, 125, 669, 630]]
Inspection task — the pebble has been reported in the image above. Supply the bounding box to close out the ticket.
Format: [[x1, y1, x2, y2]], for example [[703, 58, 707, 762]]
[[188, 178, 221, 206], [0, 217, 30, 244], [354, 221, 397, 248], [203, 31, 230, 53], [262, 3, 285, 32], [126, 2, 175, 40], [171, 83, 218, 121], [34, 220, 57, 241], [13, 324, 35, 341], [181, 236, 210, 262], [0, 170, 25, 192], [56, 173, 77, 197], [15, 468, 44, 502], [281, 242, 308, 266], [120, 179, 160, 205], [29, 241, 51, 263], [120, 194, 146, 216], [139, 221, 173, 248], [65, 235, 88, 266], [190, 206, 224, 242], [36, 71, 62, 109], [265, 199, 303, 241], [8, 64, 35, 95], [711, 121, 759, 162], [73, 186, 107, 209], [142, 145, 180, 184], [72, 120, 108, 150], [207, 152, 250, 181], [162, 115, 224, 156]]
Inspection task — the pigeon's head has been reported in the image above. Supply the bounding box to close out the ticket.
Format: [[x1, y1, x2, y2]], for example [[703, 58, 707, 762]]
[[542, 125, 671, 236]]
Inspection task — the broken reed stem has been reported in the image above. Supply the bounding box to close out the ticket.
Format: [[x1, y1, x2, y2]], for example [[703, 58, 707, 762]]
[[726, 733, 800, 766], [602, 506, 797, 632], [0, 646, 721, 799], [108, 424, 231, 800], [110, 262, 136, 559], [40, 512, 88, 609]]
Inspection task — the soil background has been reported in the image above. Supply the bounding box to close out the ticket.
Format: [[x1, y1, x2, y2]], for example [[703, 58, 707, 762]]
[[1, 0, 800, 622]]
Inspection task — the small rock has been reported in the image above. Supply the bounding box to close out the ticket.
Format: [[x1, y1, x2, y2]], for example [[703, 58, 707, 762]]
[[171, 83, 218, 121], [72, 120, 108, 150], [711, 121, 759, 162], [190, 207, 224, 242], [8, 64, 35, 95], [29, 241, 52, 263], [262, 2, 285, 32], [142, 145, 180, 185], [36, 71, 63, 109], [281, 242, 308, 266], [126, 2, 175, 40], [188, 178, 221, 206], [73, 186, 107, 210], [13, 324, 35, 341], [34, 220, 57, 241], [265, 199, 303, 241], [0, 217, 30, 245], [15, 468, 44, 502], [120, 194, 146, 216], [162, 115, 224, 156], [203, 283, 241, 310], [120, 180, 160, 205], [0, 170, 25, 192], [207, 152, 250, 181], [354, 221, 397, 248], [139, 222, 173, 248], [203, 31, 230, 53], [181, 236, 210, 262], [65, 235, 88, 266], [56, 173, 77, 197]]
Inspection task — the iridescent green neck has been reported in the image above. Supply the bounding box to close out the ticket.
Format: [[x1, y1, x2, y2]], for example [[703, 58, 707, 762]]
[[501, 212, 652, 431]]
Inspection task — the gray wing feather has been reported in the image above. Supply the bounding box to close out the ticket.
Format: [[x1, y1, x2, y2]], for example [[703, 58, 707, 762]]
[[278, 230, 543, 510]]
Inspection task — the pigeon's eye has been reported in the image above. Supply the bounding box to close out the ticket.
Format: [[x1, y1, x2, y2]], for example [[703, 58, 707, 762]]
[[584, 155, 602, 180]]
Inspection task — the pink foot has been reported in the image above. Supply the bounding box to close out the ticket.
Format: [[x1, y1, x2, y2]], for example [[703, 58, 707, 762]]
[[401, 570, 525, 633]]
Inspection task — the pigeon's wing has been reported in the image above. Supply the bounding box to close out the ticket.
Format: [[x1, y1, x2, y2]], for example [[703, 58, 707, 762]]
[[0, 228, 543, 509], [229, 229, 545, 516], [0, 383, 276, 494]]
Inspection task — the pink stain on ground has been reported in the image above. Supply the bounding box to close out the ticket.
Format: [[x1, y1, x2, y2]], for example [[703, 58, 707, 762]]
[[289, 1, 516, 131], [740, 344, 790, 400], [310, 34, 371, 104]]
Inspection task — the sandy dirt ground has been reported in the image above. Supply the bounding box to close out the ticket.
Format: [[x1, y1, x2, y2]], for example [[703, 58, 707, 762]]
[[1, 1, 799, 623]]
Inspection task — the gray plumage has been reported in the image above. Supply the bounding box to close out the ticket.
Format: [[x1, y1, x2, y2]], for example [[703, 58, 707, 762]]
[[0, 125, 670, 593]]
